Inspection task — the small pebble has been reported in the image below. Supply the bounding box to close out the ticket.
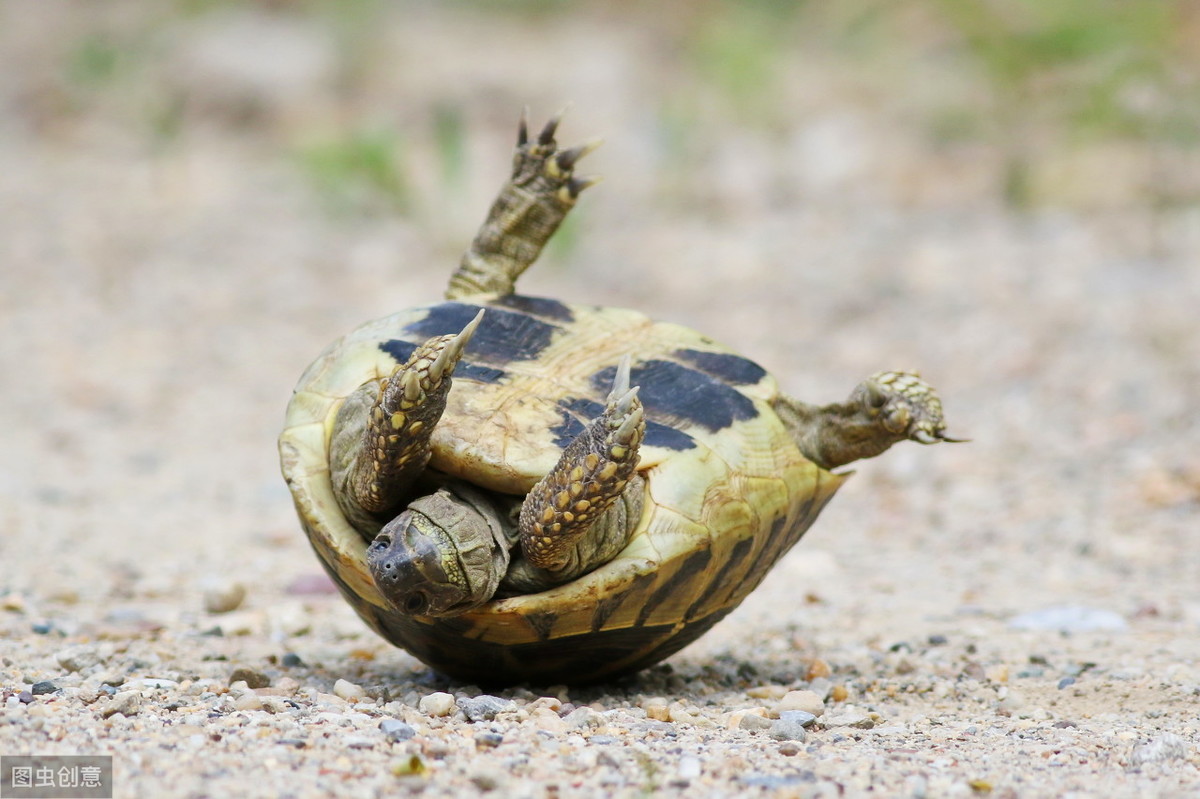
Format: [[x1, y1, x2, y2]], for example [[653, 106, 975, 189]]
[[474, 730, 504, 748], [779, 710, 817, 727], [1057, 677, 1076, 690], [31, 622, 54, 635], [234, 693, 263, 711], [768, 717, 809, 742], [203, 580, 247, 614], [644, 697, 670, 722], [528, 708, 567, 733], [56, 645, 101, 673], [806, 658, 832, 680], [379, 718, 416, 742], [778, 741, 802, 756], [101, 690, 141, 718], [333, 678, 366, 701], [564, 706, 601, 729], [419, 691, 456, 717], [1129, 733, 1188, 766], [17, 691, 35, 705], [281, 653, 305, 668], [1, 592, 27, 612], [776, 690, 825, 717], [94, 672, 125, 688], [457, 694, 516, 721], [739, 713, 773, 731], [229, 668, 271, 690], [928, 634, 949, 645], [822, 709, 874, 729], [30, 680, 59, 695]]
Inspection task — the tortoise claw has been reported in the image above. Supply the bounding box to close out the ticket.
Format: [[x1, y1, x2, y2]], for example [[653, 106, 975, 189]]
[[914, 429, 970, 445], [537, 109, 565, 146], [555, 138, 603, 172], [567, 175, 602, 198], [430, 309, 484, 382], [608, 354, 632, 400], [517, 107, 530, 147]]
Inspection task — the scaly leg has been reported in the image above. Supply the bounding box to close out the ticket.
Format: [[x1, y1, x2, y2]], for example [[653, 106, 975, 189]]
[[516, 357, 646, 582], [775, 371, 964, 471], [446, 109, 601, 300], [330, 311, 483, 535]]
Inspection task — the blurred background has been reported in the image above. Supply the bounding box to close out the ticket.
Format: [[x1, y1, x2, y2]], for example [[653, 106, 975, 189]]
[[2, 0, 1198, 663]]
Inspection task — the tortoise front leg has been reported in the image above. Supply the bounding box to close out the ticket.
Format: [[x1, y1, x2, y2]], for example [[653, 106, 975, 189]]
[[446, 110, 600, 300], [775, 371, 963, 471], [515, 357, 646, 584], [330, 311, 483, 536]]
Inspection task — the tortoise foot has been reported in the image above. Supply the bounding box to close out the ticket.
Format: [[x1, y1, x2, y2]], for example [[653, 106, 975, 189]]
[[331, 311, 483, 525], [446, 110, 601, 299], [513, 108, 603, 202], [518, 356, 645, 575], [857, 371, 955, 445]]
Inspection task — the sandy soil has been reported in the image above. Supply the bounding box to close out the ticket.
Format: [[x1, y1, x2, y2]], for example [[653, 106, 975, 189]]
[[2, 3, 1198, 797]]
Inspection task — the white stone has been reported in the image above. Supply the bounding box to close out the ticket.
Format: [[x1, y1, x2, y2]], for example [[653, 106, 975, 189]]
[[775, 690, 825, 718], [418, 691, 456, 717], [333, 679, 366, 701]]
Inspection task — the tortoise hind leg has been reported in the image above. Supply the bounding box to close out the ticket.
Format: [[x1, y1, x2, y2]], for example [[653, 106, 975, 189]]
[[330, 311, 483, 536], [513, 357, 646, 586], [446, 109, 601, 300], [774, 371, 964, 471]]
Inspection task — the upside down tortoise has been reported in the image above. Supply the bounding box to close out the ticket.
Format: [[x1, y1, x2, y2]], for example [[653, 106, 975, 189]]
[[279, 112, 958, 685]]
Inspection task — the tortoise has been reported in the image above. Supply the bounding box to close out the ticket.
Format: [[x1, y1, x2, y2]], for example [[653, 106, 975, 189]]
[[279, 112, 956, 685]]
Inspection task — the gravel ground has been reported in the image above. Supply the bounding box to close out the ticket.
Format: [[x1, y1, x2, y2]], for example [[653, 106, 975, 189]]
[[2, 4, 1199, 798]]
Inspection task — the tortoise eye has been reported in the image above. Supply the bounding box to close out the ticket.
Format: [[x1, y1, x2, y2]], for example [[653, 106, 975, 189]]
[[370, 533, 393, 552]]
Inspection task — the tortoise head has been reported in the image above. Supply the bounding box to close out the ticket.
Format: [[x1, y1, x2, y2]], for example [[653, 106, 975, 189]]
[[366, 488, 508, 617]]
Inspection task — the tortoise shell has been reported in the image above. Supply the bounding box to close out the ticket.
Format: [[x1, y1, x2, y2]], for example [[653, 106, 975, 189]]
[[280, 293, 847, 685]]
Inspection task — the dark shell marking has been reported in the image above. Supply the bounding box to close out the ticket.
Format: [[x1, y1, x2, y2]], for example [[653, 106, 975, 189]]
[[553, 397, 697, 452], [674, 348, 768, 386], [405, 302, 563, 364], [591, 359, 760, 433], [385, 300, 756, 452], [490, 293, 575, 322], [379, 339, 508, 384]]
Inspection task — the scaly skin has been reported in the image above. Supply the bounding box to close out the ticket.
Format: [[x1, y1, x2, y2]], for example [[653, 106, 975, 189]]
[[446, 109, 600, 300], [329, 311, 482, 532], [774, 371, 962, 471], [518, 356, 645, 578]]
